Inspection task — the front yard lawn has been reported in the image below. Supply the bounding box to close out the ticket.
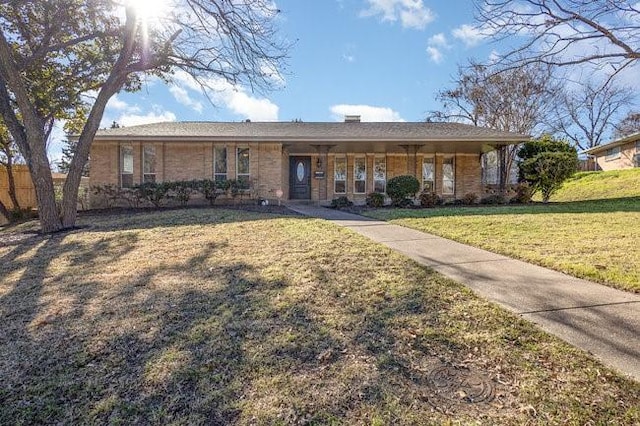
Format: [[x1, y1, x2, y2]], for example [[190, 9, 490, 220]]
[[363, 198, 640, 293], [1, 208, 639, 424]]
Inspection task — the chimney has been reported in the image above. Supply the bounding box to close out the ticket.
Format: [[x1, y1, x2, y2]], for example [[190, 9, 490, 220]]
[[344, 115, 361, 123]]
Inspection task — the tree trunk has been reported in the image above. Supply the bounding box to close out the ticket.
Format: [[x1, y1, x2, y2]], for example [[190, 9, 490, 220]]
[[498, 146, 507, 196], [5, 153, 21, 210], [29, 143, 62, 233], [0, 198, 10, 222]]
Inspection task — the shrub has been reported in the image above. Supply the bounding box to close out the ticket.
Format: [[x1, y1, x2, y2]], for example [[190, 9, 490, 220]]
[[518, 135, 579, 203], [419, 191, 442, 208], [330, 196, 353, 209], [479, 194, 506, 205], [170, 181, 194, 206], [461, 192, 478, 205], [510, 183, 533, 204], [387, 175, 420, 206], [196, 179, 223, 206], [366, 192, 385, 208], [136, 182, 171, 207]]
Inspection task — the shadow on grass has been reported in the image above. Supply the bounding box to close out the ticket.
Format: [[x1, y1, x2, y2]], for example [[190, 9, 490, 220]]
[[366, 197, 640, 220], [1, 214, 638, 424]]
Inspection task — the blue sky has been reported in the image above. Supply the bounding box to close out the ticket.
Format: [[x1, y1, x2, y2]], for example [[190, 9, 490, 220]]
[[49, 0, 496, 162], [47, 0, 639, 163]]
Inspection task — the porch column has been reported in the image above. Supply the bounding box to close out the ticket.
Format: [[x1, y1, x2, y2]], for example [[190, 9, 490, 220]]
[[400, 145, 422, 177], [311, 145, 334, 201]]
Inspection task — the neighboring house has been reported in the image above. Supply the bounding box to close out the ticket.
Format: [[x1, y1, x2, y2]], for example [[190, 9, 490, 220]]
[[89, 118, 528, 206], [582, 133, 640, 171]]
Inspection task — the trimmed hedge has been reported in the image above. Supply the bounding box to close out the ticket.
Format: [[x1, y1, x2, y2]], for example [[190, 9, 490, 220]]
[[386, 175, 420, 206]]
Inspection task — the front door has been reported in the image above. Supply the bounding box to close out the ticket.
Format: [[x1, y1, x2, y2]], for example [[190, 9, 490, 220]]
[[289, 156, 311, 200]]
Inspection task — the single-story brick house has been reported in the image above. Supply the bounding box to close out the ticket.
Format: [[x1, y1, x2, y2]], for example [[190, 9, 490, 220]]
[[582, 133, 640, 171], [89, 118, 528, 206]]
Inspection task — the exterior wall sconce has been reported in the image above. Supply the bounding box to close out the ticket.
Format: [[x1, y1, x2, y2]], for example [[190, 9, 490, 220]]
[[316, 157, 322, 170]]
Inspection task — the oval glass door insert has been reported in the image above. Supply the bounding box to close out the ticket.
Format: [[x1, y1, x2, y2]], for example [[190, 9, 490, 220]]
[[296, 162, 305, 182]]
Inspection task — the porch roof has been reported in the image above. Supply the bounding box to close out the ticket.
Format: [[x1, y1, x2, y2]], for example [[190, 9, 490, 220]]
[[94, 121, 530, 154]]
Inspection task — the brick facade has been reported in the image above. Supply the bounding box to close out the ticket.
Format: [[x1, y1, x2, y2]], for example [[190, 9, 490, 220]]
[[90, 141, 487, 207]]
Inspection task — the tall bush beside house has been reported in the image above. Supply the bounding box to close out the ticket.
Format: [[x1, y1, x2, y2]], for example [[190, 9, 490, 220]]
[[518, 135, 579, 203], [386, 175, 420, 207]]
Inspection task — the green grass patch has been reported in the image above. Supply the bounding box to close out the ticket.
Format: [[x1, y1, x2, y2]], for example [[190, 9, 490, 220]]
[[364, 198, 640, 293], [545, 168, 640, 202], [1, 208, 639, 424]]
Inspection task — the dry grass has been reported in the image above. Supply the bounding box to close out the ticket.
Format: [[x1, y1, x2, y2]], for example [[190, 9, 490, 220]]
[[364, 198, 640, 293], [1, 208, 639, 425]]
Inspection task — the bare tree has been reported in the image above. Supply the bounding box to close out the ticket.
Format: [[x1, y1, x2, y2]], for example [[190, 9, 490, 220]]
[[614, 112, 640, 139], [0, 0, 287, 232], [553, 80, 634, 150], [476, 1, 639, 72], [429, 60, 559, 193]]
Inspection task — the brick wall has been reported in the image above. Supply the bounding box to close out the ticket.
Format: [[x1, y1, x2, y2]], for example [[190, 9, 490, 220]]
[[90, 140, 486, 206]]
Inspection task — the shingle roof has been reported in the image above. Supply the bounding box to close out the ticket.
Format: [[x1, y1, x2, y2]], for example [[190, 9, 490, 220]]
[[94, 121, 529, 142], [581, 132, 640, 154]]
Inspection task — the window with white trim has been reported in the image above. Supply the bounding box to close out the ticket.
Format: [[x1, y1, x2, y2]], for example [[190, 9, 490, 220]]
[[120, 145, 133, 188], [605, 146, 621, 160], [236, 147, 250, 189], [334, 156, 346, 194], [354, 157, 366, 193], [422, 157, 435, 192], [374, 157, 386, 193], [214, 146, 227, 183], [143, 145, 156, 183], [442, 156, 455, 195]]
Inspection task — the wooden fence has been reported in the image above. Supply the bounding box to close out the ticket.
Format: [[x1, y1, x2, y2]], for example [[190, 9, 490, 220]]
[[0, 165, 90, 223], [0, 164, 37, 211]]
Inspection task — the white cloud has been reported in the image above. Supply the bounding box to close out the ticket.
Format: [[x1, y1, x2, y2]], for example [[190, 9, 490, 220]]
[[452, 24, 485, 47], [169, 85, 204, 113], [426, 32, 450, 63], [428, 33, 449, 48], [116, 109, 177, 127], [172, 70, 279, 121], [426, 46, 443, 63], [329, 104, 405, 122], [106, 94, 133, 111], [361, 0, 435, 29]]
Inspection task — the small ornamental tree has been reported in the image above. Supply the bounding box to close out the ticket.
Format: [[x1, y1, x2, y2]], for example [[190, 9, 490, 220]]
[[518, 135, 578, 203], [386, 175, 420, 207]]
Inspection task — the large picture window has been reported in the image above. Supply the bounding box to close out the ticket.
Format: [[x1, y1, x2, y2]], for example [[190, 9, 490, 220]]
[[214, 146, 227, 183], [442, 156, 455, 195], [334, 156, 346, 194], [354, 157, 366, 193], [374, 157, 386, 193], [120, 146, 133, 188], [236, 147, 250, 189], [143, 145, 156, 183], [422, 157, 434, 192]]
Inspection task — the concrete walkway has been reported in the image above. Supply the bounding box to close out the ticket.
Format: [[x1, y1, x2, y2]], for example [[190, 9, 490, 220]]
[[287, 204, 640, 382]]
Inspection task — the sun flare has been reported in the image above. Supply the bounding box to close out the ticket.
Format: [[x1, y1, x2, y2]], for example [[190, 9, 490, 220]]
[[126, 0, 171, 23]]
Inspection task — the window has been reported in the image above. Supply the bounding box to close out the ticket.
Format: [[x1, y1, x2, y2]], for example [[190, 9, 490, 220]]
[[636, 140, 640, 152], [374, 157, 386, 193], [422, 157, 435, 192], [120, 146, 133, 188], [605, 146, 621, 161], [442, 156, 455, 195], [354, 157, 366, 193], [214, 146, 227, 183], [143, 145, 156, 183], [236, 147, 250, 189], [334, 156, 346, 194]]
